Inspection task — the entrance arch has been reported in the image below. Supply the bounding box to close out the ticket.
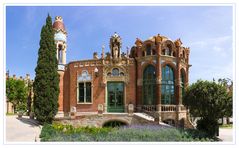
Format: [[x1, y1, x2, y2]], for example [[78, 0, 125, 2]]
[[143, 65, 156, 105]]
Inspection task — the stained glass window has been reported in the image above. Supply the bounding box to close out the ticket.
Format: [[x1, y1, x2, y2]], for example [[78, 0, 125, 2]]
[[143, 65, 156, 105], [161, 65, 175, 104], [112, 68, 119, 76]]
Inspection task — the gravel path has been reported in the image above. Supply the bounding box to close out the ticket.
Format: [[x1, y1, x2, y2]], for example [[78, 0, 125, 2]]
[[6, 115, 41, 142], [218, 128, 233, 142]]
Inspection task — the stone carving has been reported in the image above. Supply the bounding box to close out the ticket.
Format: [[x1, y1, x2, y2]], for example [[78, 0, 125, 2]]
[[174, 38, 182, 47], [110, 32, 122, 59], [113, 43, 119, 59], [128, 104, 134, 116], [155, 34, 163, 43], [98, 104, 104, 115], [93, 52, 98, 59], [135, 38, 143, 47]]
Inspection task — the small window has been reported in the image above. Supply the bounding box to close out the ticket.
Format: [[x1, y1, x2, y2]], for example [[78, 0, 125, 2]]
[[120, 72, 124, 76], [107, 72, 112, 76], [152, 49, 156, 55], [142, 51, 145, 57], [183, 50, 185, 58], [58, 45, 63, 64], [112, 68, 119, 76], [146, 44, 151, 55], [78, 82, 92, 103], [165, 48, 170, 55]]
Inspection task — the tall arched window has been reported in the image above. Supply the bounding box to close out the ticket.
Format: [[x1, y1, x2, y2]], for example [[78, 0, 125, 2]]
[[161, 65, 175, 104], [143, 65, 156, 105], [180, 69, 186, 98]]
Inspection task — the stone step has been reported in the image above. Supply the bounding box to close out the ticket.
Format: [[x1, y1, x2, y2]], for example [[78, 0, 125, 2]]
[[134, 112, 155, 121]]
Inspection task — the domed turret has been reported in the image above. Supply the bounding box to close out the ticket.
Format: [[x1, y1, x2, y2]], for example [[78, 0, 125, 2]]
[[53, 16, 66, 31]]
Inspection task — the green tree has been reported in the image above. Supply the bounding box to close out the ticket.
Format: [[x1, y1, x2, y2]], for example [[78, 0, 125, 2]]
[[6, 78, 28, 112], [183, 80, 232, 137], [218, 78, 233, 123], [33, 14, 59, 124]]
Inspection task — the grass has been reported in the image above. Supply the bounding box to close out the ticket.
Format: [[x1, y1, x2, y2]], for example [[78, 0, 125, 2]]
[[40, 123, 217, 142], [6, 113, 16, 116], [219, 124, 233, 129]]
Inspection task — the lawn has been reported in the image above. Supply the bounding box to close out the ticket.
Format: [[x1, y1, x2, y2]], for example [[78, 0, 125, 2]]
[[40, 123, 217, 142], [219, 124, 233, 129]]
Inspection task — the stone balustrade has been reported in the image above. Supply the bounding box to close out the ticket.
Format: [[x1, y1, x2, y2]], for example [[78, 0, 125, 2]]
[[161, 105, 177, 112]]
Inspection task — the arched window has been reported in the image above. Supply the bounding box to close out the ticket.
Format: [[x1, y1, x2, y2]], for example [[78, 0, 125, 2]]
[[146, 44, 151, 55], [165, 48, 170, 56], [143, 65, 156, 105], [161, 65, 175, 104], [142, 51, 145, 57], [77, 70, 92, 103], [181, 69, 186, 98], [152, 49, 156, 55], [112, 68, 119, 76], [58, 45, 63, 64], [183, 50, 185, 58], [107, 72, 111, 76], [172, 51, 176, 57]]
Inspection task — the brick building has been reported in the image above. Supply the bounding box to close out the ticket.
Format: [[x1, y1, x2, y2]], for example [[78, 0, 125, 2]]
[[53, 16, 193, 127]]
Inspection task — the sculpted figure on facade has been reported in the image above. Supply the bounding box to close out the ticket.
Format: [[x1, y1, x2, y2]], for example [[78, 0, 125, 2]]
[[110, 32, 122, 59], [112, 42, 119, 59]]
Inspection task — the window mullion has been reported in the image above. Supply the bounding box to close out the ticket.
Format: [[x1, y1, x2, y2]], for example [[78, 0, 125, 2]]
[[84, 82, 86, 103]]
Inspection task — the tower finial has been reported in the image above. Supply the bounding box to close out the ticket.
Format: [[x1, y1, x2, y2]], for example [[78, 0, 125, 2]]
[[101, 45, 105, 59]]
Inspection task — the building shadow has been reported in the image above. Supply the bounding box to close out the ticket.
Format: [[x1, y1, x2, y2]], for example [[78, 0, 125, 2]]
[[16, 116, 40, 127]]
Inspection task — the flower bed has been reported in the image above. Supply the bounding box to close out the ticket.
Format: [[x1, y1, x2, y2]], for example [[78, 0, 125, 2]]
[[40, 123, 217, 142]]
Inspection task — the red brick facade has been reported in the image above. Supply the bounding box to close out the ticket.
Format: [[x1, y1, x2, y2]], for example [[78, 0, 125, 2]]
[[53, 17, 192, 126]]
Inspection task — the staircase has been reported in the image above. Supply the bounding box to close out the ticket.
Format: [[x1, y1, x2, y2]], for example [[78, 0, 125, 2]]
[[134, 112, 155, 121]]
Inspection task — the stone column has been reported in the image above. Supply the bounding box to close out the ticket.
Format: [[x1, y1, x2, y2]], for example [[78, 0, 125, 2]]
[[156, 43, 162, 122], [62, 49, 66, 64]]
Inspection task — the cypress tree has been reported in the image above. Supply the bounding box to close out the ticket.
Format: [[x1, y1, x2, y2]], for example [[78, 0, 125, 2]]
[[33, 14, 59, 124]]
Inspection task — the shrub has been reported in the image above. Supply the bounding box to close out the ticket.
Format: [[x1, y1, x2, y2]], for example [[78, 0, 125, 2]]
[[196, 118, 219, 137]]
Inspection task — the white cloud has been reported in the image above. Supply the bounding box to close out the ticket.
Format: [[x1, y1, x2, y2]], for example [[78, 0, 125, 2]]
[[213, 46, 222, 52], [188, 35, 233, 83], [188, 35, 231, 48], [190, 61, 233, 84]]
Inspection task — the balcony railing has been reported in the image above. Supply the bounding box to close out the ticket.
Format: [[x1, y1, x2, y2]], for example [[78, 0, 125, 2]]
[[161, 105, 177, 112], [137, 105, 156, 112]]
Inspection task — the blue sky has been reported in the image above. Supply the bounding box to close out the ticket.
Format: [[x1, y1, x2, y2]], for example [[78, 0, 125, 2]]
[[6, 6, 233, 83]]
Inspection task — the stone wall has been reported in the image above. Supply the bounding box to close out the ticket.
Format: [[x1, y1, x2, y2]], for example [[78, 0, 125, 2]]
[[55, 114, 157, 128]]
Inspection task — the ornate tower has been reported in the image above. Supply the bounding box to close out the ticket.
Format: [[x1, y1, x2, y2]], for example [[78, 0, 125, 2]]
[[53, 16, 67, 68], [53, 16, 67, 117]]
